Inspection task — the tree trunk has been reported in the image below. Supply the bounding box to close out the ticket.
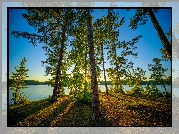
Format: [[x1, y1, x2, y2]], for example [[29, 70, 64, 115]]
[[52, 26, 67, 102], [84, 43, 87, 91], [101, 43, 108, 94], [163, 84, 167, 93], [147, 9, 171, 61], [115, 48, 121, 93], [86, 9, 101, 123]]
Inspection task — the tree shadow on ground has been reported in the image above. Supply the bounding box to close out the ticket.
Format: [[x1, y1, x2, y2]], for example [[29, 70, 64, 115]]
[[8, 98, 52, 126], [126, 103, 172, 126], [37, 99, 72, 126], [121, 93, 171, 104], [50, 101, 113, 126]]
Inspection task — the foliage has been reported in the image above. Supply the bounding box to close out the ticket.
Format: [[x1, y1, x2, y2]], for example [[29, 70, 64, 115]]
[[142, 83, 162, 97], [9, 9, 172, 126], [129, 9, 158, 30], [75, 89, 92, 105], [148, 58, 170, 93], [126, 67, 147, 95], [105, 9, 142, 94], [10, 57, 29, 105], [18, 93, 30, 104], [129, 9, 171, 60]]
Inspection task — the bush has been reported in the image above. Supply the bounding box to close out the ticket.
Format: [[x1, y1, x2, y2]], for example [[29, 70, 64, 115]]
[[163, 91, 171, 98], [131, 86, 143, 95], [70, 88, 92, 105], [17, 93, 30, 105], [110, 86, 125, 94], [142, 83, 170, 98]]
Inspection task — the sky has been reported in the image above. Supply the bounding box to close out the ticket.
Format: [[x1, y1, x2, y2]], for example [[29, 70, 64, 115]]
[[8, 7, 171, 82]]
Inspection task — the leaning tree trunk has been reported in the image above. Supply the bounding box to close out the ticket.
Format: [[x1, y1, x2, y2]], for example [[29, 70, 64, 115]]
[[52, 26, 67, 102], [86, 9, 101, 123], [101, 43, 108, 94], [147, 9, 172, 61]]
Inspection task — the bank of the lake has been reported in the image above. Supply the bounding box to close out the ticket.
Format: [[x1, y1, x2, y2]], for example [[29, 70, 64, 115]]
[[8, 85, 172, 105]]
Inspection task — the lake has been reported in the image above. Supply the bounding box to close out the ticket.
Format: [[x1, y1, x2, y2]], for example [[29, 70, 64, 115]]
[[7, 85, 172, 105]]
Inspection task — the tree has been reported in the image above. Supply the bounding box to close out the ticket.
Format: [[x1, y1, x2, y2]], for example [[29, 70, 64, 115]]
[[12, 9, 76, 102], [86, 9, 101, 123], [129, 9, 172, 61], [10, 57, 29, 105], [66, 9, 91, 103], [148, 58, 170, 93], [92, 11, 112, 94], [105, 9, 141, 94], [126, 67, 147, 95]]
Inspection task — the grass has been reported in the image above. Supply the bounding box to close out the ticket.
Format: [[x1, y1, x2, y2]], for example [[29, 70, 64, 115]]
[[8, 92, 172, 127]]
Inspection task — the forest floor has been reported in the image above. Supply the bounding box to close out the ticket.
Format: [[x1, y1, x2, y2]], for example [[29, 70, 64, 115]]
[[8, 92, 172, 127]]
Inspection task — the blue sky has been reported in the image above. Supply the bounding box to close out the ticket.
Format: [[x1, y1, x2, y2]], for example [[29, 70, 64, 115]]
[[2, 2, 179, 83], [8, 8, 171, 82]]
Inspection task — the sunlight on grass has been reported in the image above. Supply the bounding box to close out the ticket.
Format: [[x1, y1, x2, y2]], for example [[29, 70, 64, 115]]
[[16, 97, 69, 126], [99, 93, 171, 126], [50, 101, 74, 126], [9, 102, 31, 109]]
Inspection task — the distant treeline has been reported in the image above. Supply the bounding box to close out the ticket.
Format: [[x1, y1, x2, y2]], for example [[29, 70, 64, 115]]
[[9, 79, 171, 86], [9, 79, 49, 86], [99, 80, 171, 85]]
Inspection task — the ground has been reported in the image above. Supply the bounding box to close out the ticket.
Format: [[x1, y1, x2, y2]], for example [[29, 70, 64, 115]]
[[8, 92, 172, 127]]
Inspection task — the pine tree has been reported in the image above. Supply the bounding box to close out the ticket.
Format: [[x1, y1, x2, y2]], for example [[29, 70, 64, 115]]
[[10, 57, 29, 105], [148, 58, 170, 93]]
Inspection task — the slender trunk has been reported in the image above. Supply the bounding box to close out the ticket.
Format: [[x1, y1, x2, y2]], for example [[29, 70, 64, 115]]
[[101, 43, 108, 94], [115, 48, 121, 93], [163, 84, 167, 93], [86, 9, 101, 123], [84, 44, 87, 91], [147, 9, 171, 61], [52, 26, 67, 102], [14, 89, 17, 105]]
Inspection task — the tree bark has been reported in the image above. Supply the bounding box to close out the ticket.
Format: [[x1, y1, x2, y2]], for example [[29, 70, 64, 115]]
[[86, 9, 101, 123], [147, 9, 172, 61], [52, 26, 67, 102]]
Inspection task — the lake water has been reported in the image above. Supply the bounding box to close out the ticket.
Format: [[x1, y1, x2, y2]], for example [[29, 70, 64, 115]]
[[7, 85, 172, 105]]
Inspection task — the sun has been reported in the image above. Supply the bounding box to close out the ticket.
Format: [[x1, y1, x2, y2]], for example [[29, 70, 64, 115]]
[[84, 77, 88, 81]]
